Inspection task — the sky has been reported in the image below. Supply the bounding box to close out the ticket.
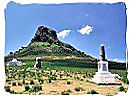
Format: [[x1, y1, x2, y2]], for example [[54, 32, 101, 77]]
[[5, 1, 127, 62]]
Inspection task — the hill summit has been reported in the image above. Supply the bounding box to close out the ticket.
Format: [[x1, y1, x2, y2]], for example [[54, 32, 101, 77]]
[[31, 26, 58, 44]]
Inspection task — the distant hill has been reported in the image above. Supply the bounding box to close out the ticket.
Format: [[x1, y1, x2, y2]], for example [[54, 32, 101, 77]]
[[5, 26, 126, 70]]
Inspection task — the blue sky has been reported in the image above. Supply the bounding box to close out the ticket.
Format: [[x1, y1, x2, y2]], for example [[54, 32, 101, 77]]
[[5, 2, 127, 62]]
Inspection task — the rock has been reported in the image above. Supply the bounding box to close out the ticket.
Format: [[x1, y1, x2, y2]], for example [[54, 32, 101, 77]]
[[31, 26, 58, 44], [8, 58, 22, 66]]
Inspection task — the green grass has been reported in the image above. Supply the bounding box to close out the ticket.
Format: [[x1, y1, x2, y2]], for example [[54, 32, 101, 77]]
[[5, 58, 127, 79]]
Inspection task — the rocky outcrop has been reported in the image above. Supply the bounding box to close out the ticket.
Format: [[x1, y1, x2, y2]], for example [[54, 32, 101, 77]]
[[30, 26, 77, 51], [31, 26, 58, 44]]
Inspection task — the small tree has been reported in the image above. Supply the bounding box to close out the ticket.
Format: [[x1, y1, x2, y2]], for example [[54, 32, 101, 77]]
[[9, 52, 13, 55], [119, 86, 125, 92]]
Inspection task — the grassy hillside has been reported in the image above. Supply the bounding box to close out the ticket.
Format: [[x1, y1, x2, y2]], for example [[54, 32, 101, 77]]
[[5, 41, 93, 60]]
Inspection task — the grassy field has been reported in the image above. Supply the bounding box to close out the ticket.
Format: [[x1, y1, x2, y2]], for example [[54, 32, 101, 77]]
[[4, 58, 129, 95]]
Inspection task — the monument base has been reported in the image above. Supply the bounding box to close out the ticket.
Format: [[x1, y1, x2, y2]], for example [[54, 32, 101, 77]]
[[92, 72, 121, 85]]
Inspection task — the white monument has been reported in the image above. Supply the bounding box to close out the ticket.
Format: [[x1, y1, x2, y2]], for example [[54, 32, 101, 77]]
[[8, 58, 22, 66], [92, 44, 121, 84]]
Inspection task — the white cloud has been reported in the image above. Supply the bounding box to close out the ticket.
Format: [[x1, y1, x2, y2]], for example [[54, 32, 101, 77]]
[[106, 46, 111, 50], [113, 58, 126, 63], [57, 30, 71, 38], [57, 25, 93, 38], [113, 58, 118, 62], [78, 25, 93, 35]]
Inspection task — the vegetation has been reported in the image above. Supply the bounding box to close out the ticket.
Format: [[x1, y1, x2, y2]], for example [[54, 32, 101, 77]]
[[12, 82, 16, 86], [118, 86, 125, 92], [106, 94, 114, 96], [67, 81, 71, 85], [32, 85, 42, 92], [87, 90, 99, 94], [74, 86, 84, 92], [25, 86, 30, 91], [61, 89, 71, 95], [4, 86, 11, 92]]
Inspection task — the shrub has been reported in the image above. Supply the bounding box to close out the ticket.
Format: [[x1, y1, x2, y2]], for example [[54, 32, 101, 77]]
[[10, 90, 15, 94], [48, 79, 52, 83], [61, 89, 71, 95], [40, 79, 44, 84], [74, 86, 83, 92], [122, 77, 129, 84], [25, 86, 30, 91], [87, 90, 99, 94], [38, 79, 44, 84], [61, 91, 70, 95], [32, 85, 41, 92], [12, 82, 16, 86], [18, 82, 23, 86], [106, 94, 114, 96], [76, 77, 80, 80], [4, 86, 10, 92], [22, 80, 25, 84], [67, 81, 71, 85], [30, 80, 34, 85], [25, 82, 28, 85], [28, 88, 33, 92], [119, 86, 125, 92], [81, 79, 84, 81]]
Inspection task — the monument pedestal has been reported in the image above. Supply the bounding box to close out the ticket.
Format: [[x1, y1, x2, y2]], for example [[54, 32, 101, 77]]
[[92, 61, 121, 85], [92, 72, 121, 84]]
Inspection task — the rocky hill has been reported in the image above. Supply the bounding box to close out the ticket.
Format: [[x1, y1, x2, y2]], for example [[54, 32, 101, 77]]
[[5, 26, 95, 61]]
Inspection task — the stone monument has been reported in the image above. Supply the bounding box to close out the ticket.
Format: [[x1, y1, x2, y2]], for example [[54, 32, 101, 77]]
[[8, 58, 22, 66], [92, 44, 121, 84], [34, 57, 42, 70]]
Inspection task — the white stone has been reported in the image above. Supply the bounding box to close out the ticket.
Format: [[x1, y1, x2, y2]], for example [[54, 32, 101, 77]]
[[8, 58, 22, 66]]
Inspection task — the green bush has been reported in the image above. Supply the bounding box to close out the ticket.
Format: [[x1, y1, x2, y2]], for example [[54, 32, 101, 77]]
[[28, 88, 33, 92], [74, 86, 83, 92], [25, 86, 30, 91], [18, 82, 23, 86], [106, 94, 114, 96], [87, 90, 99, 94], [12, 82, 16, 86], [32, 85, 42, 92], [122, 77, 129, 84], [61, 89, 71, 95], [40, 79, 44, 84], [119, 86, 125, 92], [48, 79, 52, 83], [81, 79, 84, 81], [4, 86, 10, 92], [22, 80, 25, 84], [61, 91, 70, 95], [30, 80, 34, 85], [67, 81, 71, 85]]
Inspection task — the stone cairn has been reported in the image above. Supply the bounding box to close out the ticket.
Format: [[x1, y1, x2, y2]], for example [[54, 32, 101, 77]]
[[34, 57, 42, 70]]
